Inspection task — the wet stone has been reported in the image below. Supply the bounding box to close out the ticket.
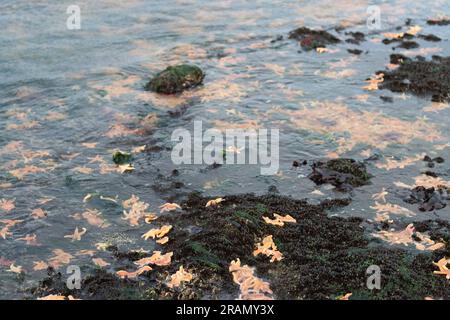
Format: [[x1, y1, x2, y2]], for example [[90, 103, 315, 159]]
[[390, 54, 410, 64], [112, 150, 132, 165], [380, 56, 450, 102], [308, 158, 372, 191], [348, 49, 363, 55], [396, 41, 420, 49], [345, 31, 365, 45], [427, 18, 450, 26], [418, 34, 442, 42], [405, 186, 449, 212], [288, 27, 341, 51]]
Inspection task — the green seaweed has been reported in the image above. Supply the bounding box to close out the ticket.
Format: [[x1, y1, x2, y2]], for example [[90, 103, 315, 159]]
[[112, 150, 132, 165], [145, 64, 205, 94]]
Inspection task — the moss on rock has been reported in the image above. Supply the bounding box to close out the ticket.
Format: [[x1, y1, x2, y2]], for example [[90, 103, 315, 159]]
[[145, 64, 205, 94]]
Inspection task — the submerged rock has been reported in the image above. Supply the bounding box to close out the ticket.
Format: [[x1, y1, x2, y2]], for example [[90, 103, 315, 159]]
[[112, 150, 132, 164], [390, 53, 410, 64], [145, 64, 205, 94], [345, 31, 365, 45], [418, 34, 442, 42], [288, 27, 340, 51], [405, 186, 448, 212], [380, 56, 450, 102], [427, 18, 450, 26], [396, 41, 419, 49], [308, 158, 372, 191], [348, 49, 363, 55]]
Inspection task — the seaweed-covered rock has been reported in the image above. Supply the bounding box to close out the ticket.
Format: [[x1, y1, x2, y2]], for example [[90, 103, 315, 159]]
[[427, 18, 450, 26], [405, 186, 449, 212], [345, 31, 365, 45], [288, 27, 341, 50], [31, 267, 144, 300], [396, 41, 419, 49], [348, 49, 363, 55], [145, 64, 205, 94], [380, 56, 450, 102], [418, 34, 441, 42], [390, 54, 410, 64], [112, 150, 132, 165], [308, 158, 372, 191], [30, 193, 450, 300]]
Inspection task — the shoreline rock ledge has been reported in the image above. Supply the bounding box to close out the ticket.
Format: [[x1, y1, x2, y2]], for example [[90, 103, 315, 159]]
[[145, 64, 205, 94]]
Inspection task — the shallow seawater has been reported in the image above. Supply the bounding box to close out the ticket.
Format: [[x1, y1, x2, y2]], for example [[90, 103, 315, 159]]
[[0, 0, 449, 299]]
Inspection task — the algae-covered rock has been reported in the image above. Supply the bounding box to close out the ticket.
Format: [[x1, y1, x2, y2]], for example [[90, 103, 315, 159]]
[[30, 193, 450, 300], [309, 158, 372, 191], [380, 56, 450, 102], [112, 150, 132, 165], [288, 27, 341, 50], [145, 64, 205, 94], [405, 186, 448, 212]]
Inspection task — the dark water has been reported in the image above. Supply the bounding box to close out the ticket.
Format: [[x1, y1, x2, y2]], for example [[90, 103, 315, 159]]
[[0, 0, 449, 299]]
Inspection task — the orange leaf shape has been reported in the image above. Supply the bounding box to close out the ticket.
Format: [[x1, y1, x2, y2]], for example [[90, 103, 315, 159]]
[[159, 203, 181, 213], [142, 225, 172, 240], [205, 198, 225, 207], [0, 199, 15, 212], [92, 258, 110, 267], [134, 251, 173, 267], [229, 259, 273, 300], [48, 249, 74, 269], [116, 266, 152, 279], [253, 235, 283, 262], [156, 236, 169, 244], [167, 266, 193, 288], [262, 213, 296, 226], [433, 257, 450, 279]]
